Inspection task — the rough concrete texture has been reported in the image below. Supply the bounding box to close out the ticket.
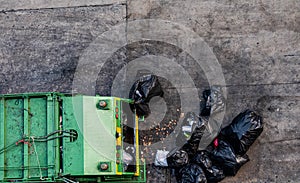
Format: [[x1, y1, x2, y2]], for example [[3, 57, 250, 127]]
[[0, 0, 300, 182], [127, 1, 300, 182], [0, 0, 125, 11], [0, 4, 126, 93]]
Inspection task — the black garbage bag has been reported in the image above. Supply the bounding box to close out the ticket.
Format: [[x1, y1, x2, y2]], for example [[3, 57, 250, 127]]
[[192, 151, 225, 182], [178, 163, 207, 183], [209, 139, 249, 176], [180, 125, 206, 158], [176, 112, 204, 147], [200, 90, 212, 116], [200, 87, 225, 116], [220, 110, 263, 155], [129, 75, 164, 117], [166, 148, 189, 168], [167, 125, 206, 168]]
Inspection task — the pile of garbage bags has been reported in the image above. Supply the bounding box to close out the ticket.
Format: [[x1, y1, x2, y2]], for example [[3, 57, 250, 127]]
[[155, 89, 263, 183], [129, 76, 263, 182]]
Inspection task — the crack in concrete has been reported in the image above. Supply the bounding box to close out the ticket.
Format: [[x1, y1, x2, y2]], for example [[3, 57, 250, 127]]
[[284, 54, 300, 57], [0, 2, 127, 13], [260, 137, 300, 144], [224, 82, 300, 87]]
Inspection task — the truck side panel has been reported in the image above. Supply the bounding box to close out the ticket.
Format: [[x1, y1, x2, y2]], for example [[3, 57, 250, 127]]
[[0, 94, 59, 181]]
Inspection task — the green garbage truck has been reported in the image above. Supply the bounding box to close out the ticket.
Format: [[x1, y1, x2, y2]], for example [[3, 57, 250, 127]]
[[0, 92, 146, 182]]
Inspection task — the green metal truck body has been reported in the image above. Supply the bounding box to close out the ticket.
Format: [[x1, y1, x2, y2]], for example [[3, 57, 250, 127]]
[[0, 92, 145, 182]]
